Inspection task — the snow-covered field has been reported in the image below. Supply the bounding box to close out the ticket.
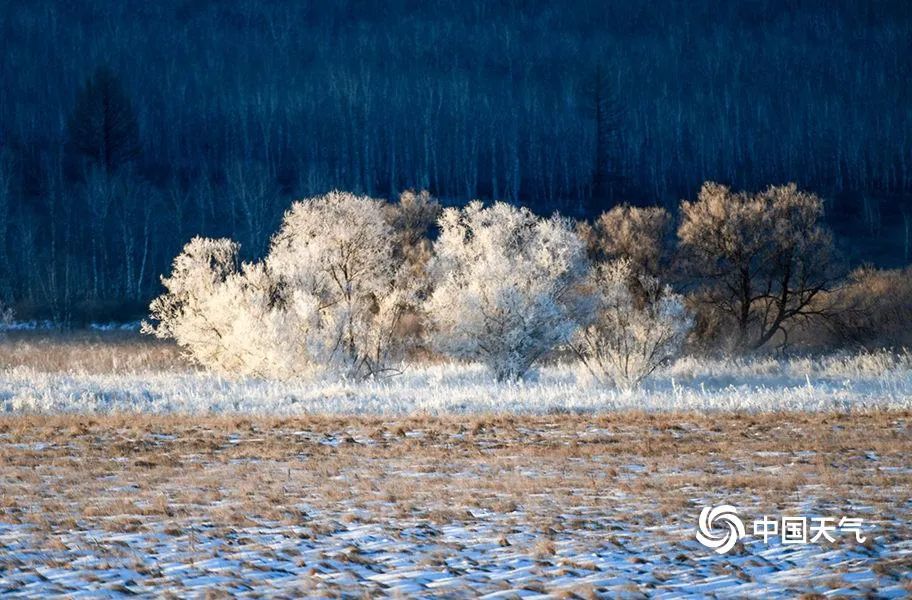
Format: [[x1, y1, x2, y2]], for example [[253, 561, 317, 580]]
[[1, 337, 910, 597], [1, 413, 910, 597], [1, 350, 911, 414]]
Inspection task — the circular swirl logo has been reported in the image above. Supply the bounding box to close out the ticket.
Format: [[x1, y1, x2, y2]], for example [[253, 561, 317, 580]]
[[696, 505, 745, 554]]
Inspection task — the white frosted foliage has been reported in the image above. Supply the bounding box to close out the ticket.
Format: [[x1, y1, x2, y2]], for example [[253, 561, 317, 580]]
[[144, 191, 416, 380], [425, 201, 591, 381], [572, 259, 691, 390]]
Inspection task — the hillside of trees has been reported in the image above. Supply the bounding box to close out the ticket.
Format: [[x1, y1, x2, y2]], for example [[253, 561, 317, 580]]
[[0, 0, 910, 322]]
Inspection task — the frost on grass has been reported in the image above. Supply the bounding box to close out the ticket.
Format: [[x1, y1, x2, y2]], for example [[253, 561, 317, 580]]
[[1, 351, 911, 415]]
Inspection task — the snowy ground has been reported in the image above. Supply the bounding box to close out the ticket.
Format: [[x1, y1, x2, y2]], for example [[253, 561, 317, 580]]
[[1, 413, 910, 597], [1, 350, 911, 414], [1, 336, 910, 596]]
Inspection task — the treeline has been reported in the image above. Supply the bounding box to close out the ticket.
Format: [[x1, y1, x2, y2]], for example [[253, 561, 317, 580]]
[[1, 0, 911, 321], [146, 186, 912, 388]]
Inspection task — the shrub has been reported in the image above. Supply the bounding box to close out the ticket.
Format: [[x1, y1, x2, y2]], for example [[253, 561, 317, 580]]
[[572, 259, 691, 390], [267, 191, 420, 378], [425, 201, 590, 381], [580, 204, 671, 276], [145, 191, 422, 379], [143, 237, 305, 378], [798, 266, 912, 350]]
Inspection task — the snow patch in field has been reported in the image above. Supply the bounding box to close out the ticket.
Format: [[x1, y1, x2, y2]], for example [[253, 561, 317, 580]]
[[0, 506, 906, 597]]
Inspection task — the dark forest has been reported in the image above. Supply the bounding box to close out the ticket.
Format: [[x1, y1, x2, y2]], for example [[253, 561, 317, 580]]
[[1, 0, 910, 322]]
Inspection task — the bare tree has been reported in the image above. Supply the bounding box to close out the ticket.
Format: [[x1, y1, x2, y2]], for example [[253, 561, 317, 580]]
[[0, 152, 11, 299], [226, 161, 280, 257], [585, 63, 625, 215], [67, 67, 141, 174], [678, 182, 836, 351]]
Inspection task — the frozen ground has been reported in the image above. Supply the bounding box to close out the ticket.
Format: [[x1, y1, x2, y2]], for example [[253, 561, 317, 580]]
[[1, 413, 910, 597], [1, 338, 910, 596], [1, 350, 911, 414]]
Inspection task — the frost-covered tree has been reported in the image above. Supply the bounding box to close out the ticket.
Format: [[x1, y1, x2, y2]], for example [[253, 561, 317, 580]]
[[267, 191, 418, 378], [145, 191, 420, 379], [425, 201, 590, 381], [572, 259, 691, 390], [143, 237, 260, 375], [678, 182, 835, 351]]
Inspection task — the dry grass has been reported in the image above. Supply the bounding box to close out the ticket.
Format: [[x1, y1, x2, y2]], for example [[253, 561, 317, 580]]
[[0, 330, 186, 373], [3, 413, 909, 596], [1, 411, 909, 535]]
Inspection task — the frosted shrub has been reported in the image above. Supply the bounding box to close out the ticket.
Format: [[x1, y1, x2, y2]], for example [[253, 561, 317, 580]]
[[145, 191, 420, 380], [572, 259, 691, 390], [425, 201, 590, 381], [267, 191, 419, 378], [142, 238, 304, 378], [143, 237, 242, 372]]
